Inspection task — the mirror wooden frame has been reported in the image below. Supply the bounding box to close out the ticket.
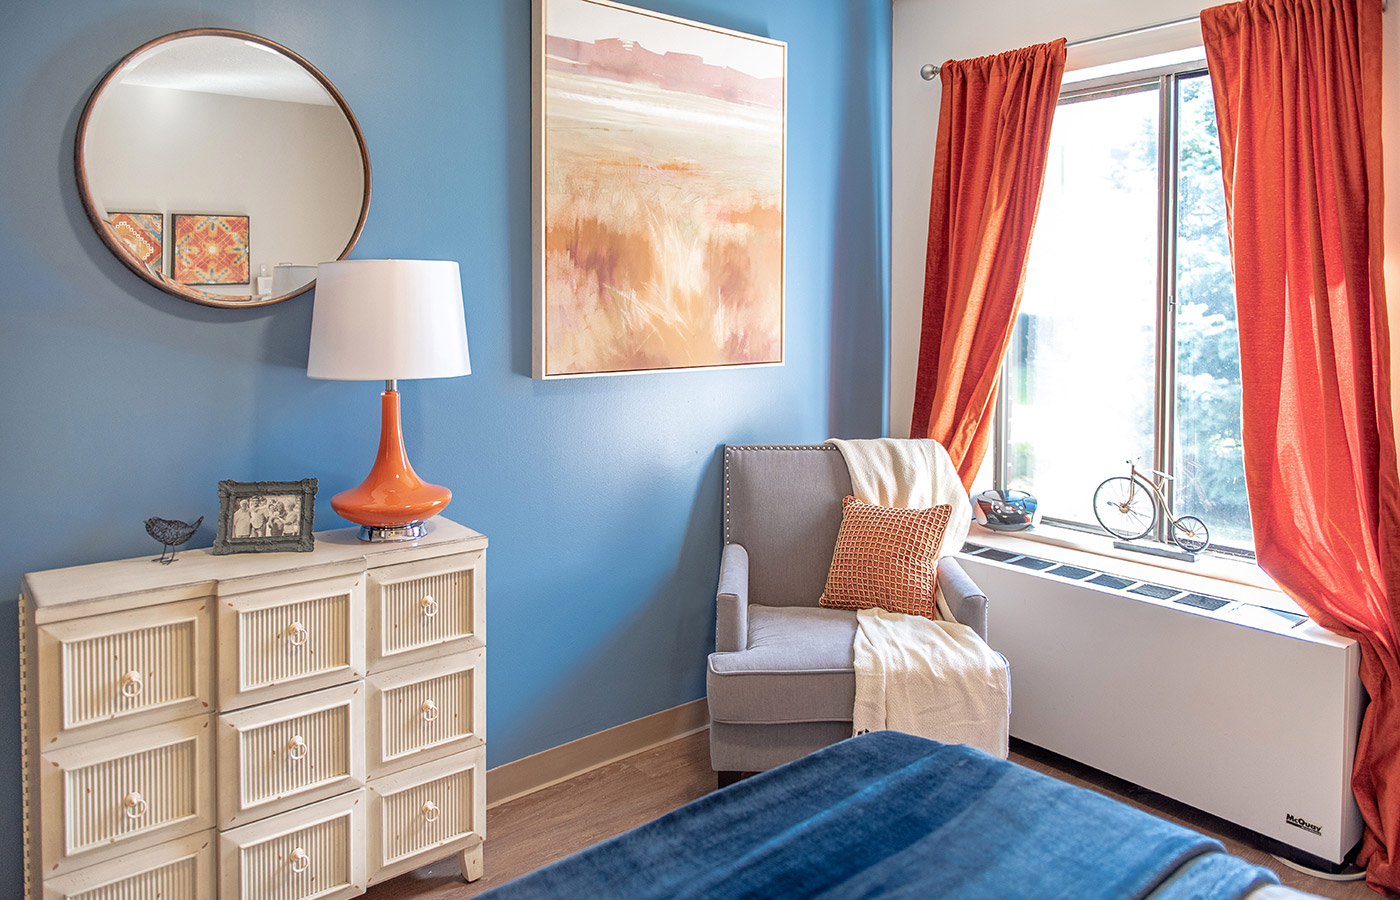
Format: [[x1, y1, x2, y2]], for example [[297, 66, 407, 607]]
[[75, 28, 372, 308]]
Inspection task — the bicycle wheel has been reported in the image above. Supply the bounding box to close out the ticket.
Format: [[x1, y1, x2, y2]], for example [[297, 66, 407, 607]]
[[1171, 516, 1210, 554], [1093, 476, 1156, 540]]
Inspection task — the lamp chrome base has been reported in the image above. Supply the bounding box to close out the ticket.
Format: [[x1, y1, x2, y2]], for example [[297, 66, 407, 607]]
[[357, 522, 428, 543]]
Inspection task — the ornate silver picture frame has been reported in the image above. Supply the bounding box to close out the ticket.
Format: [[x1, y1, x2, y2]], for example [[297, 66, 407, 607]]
[[213, 478, 317, 554]]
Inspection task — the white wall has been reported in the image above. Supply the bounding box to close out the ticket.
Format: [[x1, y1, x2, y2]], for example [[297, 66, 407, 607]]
[[890, 0, 1400, 442], [85, 84, 364, 295]]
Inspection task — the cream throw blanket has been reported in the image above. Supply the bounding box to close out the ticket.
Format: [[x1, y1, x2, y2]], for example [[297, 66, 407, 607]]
[[829, 438, 1010, 758]]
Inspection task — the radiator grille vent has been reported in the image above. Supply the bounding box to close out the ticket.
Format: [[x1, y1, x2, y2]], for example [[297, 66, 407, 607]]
[[1177, 593, 1230, 611], [960, 543, 1288, 622], [1130, 584, 1182, 600]]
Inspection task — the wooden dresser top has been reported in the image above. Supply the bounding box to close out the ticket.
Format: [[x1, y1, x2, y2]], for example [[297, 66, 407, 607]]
[[23, 517, 486, 621]]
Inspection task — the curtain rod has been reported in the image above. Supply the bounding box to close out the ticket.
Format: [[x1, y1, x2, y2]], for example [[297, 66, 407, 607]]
[[920, 14, 1198, 81], [919, 3, 1386, 81]]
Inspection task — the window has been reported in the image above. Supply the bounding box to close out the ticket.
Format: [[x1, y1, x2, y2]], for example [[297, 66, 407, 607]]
[[988, 60, 1252, 552]]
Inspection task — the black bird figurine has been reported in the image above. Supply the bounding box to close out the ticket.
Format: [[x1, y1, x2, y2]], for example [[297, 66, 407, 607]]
[[145, 516, 203, 565]]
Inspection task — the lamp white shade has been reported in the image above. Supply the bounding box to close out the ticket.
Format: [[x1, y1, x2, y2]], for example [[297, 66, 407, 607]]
[[308, 259, 471, 381]]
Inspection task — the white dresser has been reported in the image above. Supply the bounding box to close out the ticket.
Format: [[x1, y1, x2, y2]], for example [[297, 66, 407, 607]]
[[20, 517, 487, 900]]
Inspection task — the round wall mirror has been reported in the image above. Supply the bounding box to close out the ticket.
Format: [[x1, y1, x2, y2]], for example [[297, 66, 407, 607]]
[[75, 29, 371, 308]]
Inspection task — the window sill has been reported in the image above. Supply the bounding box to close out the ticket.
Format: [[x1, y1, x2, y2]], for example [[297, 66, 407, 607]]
[[963, 521, 1305, 617]]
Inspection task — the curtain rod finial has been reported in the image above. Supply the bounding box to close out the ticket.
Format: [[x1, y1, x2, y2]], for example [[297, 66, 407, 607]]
[[921, 63, 940, 81]]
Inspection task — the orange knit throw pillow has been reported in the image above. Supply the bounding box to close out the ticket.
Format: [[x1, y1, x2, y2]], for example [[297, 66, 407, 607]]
[[819, 496, 953, 619]]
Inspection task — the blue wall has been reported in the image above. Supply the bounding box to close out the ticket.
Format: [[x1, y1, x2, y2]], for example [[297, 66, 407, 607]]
[[0, 0, 890, 884]]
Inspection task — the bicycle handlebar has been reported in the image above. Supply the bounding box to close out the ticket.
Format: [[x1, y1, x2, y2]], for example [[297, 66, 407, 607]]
[[1128, 461, 1173, 481]]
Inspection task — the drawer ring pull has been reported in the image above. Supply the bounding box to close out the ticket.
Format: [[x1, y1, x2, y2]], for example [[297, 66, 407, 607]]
[[123, 791, 147, 819], [119, 670, 144, 699], [290, 847, 311, 874], [422, 800, 440, 822], [420, 594, 439, 618], [420, 699, 439, 723], [287, 735, 308, 761], [286, 621, 308, 647]]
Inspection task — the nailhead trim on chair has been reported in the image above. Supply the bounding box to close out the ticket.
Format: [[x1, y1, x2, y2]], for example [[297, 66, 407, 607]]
[[723, 444, 840, 545]]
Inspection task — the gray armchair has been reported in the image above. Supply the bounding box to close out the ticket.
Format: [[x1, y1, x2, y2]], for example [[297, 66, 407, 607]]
[[706, 444, 989, 784]]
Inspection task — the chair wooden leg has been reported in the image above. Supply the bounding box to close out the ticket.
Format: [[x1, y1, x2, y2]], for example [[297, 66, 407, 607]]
[[717, 770, 746, 789]]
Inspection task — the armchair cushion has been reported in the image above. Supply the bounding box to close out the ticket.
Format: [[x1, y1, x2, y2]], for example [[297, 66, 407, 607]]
[[819, 496, 953, 620], [723, 445, 852, 607], [707, 605, 857, 724]]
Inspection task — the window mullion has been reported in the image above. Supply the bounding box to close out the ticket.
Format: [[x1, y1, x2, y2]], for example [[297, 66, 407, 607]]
[[1153, 73, 1180, 543], [993, 376, 1008, 491]]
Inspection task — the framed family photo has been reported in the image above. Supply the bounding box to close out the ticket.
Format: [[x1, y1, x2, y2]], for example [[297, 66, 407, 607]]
[[213, 478, 317, 554]]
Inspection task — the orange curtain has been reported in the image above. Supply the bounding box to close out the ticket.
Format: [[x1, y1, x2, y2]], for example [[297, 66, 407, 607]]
[[1201, 0, 1398, 889], [909, 40, 1066, 488]]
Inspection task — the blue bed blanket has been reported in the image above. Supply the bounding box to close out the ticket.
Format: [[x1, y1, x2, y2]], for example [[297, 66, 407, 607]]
[[481, 731, 1280, 900]]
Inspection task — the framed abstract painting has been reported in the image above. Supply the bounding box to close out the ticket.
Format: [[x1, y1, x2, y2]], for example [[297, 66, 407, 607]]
[[532, 0, 786, 378], [172, 213, 251, 285], [106, 212, 164, 274]]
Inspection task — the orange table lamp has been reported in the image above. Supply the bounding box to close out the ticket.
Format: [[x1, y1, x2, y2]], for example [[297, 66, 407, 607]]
[[308, 259, 471, 542]]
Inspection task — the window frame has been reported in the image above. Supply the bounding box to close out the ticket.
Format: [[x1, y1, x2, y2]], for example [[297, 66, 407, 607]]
[[987, 58, 1255, 559]]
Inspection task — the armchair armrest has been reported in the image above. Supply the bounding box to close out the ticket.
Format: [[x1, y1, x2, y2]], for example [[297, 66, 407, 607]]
[[937, 557, 988, 641], [716, 543, 750, 652]]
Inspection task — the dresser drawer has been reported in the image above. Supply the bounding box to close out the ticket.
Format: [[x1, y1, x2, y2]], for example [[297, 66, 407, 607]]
[[366, 747, 486, 885], [366, 650, 484, 778], [219, 790, 366, 900], [37, 598, 212, 747], [40, 716, 215, 875], [42, 830, 215, 900], [368, 551, 484, 672], [217, 682, 365, 828], [217, 574, 365, 710]]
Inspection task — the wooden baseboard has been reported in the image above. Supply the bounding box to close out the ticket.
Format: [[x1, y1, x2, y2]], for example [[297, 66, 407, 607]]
[[486, 699, 710, 807]]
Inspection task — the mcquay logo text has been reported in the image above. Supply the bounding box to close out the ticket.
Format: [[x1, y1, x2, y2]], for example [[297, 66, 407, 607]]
[[1285, 813, 1322, 836]]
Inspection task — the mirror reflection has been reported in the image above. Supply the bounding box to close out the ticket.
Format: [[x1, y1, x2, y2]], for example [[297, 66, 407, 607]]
[[77, 30, 370, 307]]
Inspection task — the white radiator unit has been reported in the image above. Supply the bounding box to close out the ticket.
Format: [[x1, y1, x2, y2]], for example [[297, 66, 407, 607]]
[[957, 543, 1365, 865]]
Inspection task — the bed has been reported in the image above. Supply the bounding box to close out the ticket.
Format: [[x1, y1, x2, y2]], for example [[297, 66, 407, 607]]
[[480, 731, 1323, 899]]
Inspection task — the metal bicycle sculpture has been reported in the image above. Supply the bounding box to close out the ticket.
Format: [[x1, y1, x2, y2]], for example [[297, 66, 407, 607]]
[[1093, 461, 1211, 554]]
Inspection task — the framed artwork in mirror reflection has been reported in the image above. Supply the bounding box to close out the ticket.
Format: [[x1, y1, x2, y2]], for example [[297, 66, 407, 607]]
[[214, 478, 317, 554], [106, 212, 164, 275], [172, 213, 250, 285]]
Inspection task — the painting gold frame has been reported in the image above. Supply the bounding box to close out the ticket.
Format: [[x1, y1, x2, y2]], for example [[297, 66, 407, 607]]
[[532, 0, 786, 379]]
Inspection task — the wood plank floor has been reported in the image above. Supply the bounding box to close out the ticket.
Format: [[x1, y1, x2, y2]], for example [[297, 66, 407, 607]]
[[365, 730, 1379, 899]]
